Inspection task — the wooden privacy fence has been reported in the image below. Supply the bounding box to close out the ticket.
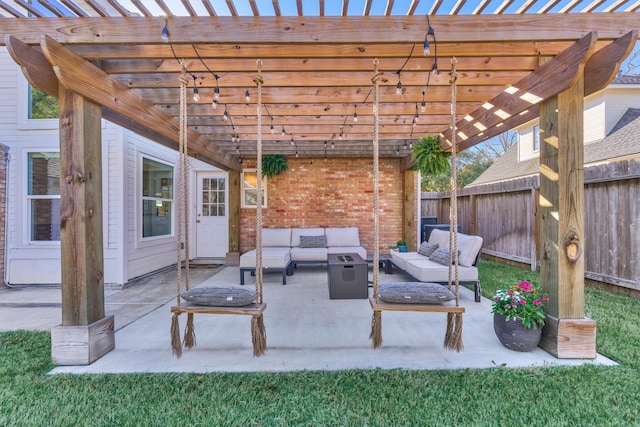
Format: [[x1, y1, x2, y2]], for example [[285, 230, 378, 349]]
[[421, 158, 640, 293]]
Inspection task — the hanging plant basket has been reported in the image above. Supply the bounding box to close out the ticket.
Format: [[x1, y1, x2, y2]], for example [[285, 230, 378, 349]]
[[411, 136, 451, 175], [261, 154, 288, 178]]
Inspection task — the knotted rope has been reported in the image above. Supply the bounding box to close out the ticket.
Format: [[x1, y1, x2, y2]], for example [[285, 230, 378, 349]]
[[370, 58, 383, 348], [252, 59, 266, 356], [444, 57, 463, 352], [171, 62, 192, 356]]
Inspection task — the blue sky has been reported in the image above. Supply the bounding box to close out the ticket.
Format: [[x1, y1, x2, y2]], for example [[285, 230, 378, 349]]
[[150, 0, 637, 16]]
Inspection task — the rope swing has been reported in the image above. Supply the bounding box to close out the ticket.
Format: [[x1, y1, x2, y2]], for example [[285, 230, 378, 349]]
[[169, 61, 266, 358], [369, 57, 464, 352]]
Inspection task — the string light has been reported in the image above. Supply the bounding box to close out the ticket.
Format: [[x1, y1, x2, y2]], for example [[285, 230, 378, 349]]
[[423, 14, 435, 56], [396, 74, 403, 95], [245, 88, 250, 104], [281, 126, 286, 136], [161, 20, 169, 43], [223, 107, 229, 121], [192, 76, 200, 101], [270, 117, 275, 134], [353, 105, 358, 122], [421, 89, 426, 112], [290, 135, 294, 145]]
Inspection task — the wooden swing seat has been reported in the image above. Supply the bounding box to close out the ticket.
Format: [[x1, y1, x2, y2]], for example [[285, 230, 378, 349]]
[[369, 298, 465, 314], [171, 303, 266, 317]]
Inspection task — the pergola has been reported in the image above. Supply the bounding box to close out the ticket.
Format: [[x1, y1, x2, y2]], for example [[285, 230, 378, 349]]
[[0, 0, 638, 364]]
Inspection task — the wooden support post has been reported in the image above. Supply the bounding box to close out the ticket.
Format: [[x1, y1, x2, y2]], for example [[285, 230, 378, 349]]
[[226, 169, 241, 266], [538, 72, 596, 359], [403, 169, 419, 251], [51, 88, 114, 365]]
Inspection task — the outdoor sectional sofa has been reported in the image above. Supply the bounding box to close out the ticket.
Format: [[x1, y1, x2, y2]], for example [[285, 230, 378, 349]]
[[239, 227, 367, 285], [389, 229, 484, 302]]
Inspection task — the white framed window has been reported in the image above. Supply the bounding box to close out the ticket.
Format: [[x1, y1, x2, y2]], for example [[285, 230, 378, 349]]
[[533, 124, 540, 152], [27, 152, 60, 242], [17, 81, 59, 130], [141, 157, 174, 238], [241, 169, 267, 208]]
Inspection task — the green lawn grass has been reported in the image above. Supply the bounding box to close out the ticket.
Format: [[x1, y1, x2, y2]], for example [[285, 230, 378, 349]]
[[2, 261, 639, 426]]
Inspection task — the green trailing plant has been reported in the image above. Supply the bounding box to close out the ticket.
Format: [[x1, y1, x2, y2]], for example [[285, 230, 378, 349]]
[[261, 154, 288, 178], [411, 135, 451, 176]]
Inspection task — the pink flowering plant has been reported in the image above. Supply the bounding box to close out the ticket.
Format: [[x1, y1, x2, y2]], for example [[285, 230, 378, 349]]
[[491, 280, 549, 329]]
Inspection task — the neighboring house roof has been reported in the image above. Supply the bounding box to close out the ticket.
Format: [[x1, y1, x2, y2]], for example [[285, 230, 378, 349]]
[[468, 107, 640, 187], [611, 75, 640, 85]]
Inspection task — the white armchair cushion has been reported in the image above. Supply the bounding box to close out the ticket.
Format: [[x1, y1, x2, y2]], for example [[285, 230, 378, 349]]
[[262, 228, 292, 247], [325, 227, 360, 247]]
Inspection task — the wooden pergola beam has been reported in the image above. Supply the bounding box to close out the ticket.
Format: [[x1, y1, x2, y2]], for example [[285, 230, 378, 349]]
[[38, 35, 237, 171], [0, 15, 637, 45], [441, 31, 598, 151], [458, 30, 638, 149], [4, 35, 202, 156]]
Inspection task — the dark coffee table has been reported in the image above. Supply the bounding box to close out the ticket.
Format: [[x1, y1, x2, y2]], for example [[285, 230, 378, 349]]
[[366, 253, 392, 274]]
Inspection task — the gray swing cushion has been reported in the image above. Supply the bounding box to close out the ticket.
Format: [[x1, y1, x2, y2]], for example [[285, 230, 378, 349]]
[[181, 286, 255, 307], [379, 282, 455, 304]]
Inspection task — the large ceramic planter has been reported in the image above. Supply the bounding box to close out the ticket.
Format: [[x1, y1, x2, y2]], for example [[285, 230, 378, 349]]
[[493, 313, 542, 352]]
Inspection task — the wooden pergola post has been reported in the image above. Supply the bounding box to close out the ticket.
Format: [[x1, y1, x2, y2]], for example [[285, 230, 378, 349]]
[[538, 71, 596, 359], [50, 88, 114, 365]]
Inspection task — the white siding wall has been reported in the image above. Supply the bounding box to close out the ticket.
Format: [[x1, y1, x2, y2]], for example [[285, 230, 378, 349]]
[[583, 94, 606, 143], [603, 88, 640, 135], [125, 133, 180, 280], [0, 48, 180, 286]]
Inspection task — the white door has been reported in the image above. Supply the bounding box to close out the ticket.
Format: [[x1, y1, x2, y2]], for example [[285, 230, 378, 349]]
[[196, 173, 228, 258]]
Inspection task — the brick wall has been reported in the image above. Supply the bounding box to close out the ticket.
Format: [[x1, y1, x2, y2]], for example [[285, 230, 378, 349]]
[[239, 157, 405, 254]]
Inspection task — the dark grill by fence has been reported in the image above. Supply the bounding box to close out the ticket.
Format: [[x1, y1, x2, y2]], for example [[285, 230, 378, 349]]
[[421, 158, 640, 293]]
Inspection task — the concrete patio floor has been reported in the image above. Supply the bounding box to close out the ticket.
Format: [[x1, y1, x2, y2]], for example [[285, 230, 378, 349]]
[[1, 264, 615, 373]]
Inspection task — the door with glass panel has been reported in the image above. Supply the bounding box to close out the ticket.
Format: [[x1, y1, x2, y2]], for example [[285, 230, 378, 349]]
[[196, 172, 228, 258]]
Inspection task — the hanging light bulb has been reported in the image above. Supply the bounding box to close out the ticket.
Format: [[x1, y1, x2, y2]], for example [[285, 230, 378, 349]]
[[161, 20, 169, 43], [310, 159, 313, 165], [223, 108, 229, 121], [236, 145, 239, 153], [211, 98, 218, 109], [331, 141, 335, 149], [245, 88, 250, 104], [192, 76, 200, 101], [295, 149, 299, 158], [270, 118, 275, 134], [353, 105, 358, 122], [396, 78, 403, 95], [423, 14, 435, 57], [421, 101, 426, 113], [281, 126, 286, 136], [290, 136, 294, 145], [213, 86, 220, 102]]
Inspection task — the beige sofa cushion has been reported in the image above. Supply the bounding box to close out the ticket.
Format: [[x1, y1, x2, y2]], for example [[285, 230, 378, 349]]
[[389, 251, 428, 271], [240, 247, 291, 268], [404, 259, 478, 282], [262, 228, 292, 247], [325, 227, 360, 247], [428, 229, 483, 267]]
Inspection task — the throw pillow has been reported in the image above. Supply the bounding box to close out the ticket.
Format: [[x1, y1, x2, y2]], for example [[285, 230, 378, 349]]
[[429, 246, 456, 266], [300, 235, 327, 248], [181, 286, 254, 307], [417, 241, 439, 257], [379, 282, 455, 304]]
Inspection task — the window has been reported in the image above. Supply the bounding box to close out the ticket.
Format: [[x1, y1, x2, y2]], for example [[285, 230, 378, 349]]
[[533, 124, 540, 152], [241, 169, 267, 208], [202, 177, 226, 216], [29, 86, 58, 119], [142, 158, 173, 238], [27, 152, 60, 242]]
